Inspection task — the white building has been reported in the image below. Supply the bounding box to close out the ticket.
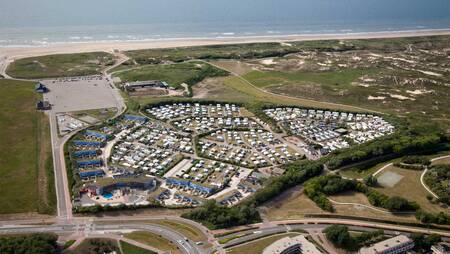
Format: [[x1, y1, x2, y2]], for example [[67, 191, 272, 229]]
[[359, 235, 414, 254], [263, 235, 322, 254]]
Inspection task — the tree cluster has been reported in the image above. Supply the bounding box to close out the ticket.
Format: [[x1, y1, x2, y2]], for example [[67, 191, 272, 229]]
[[356, 183, 419, 212], [0, 234, 58, 254], [327, 134, 442, 170], [424, 164, 450, 205], [415, 210, 450, 225], [324, 225, 384, 251], [410, 233, 441, 252], [181, 200, 260, 229], [304, 175, 357, 212]]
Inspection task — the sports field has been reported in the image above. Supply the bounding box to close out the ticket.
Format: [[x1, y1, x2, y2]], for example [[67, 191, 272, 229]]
[[0, 79, 55, 215]]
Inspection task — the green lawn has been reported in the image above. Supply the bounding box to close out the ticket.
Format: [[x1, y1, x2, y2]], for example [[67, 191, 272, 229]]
[[114, 62, 228, 89], [120, 241, 156, 254], [0, 79, 54, 214], [6, 52, 114, 79], [243, 69, 379, 89]]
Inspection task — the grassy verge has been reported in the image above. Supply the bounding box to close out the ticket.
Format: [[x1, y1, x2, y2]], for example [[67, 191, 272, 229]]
[[120, 241, 157, 254], [6, 52, 114, 79], [125, 231, 182, 254], [148, 220, 206, 242]]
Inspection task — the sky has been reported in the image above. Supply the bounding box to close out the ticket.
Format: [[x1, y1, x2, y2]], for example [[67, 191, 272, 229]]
[[0, 0, 449, 28]]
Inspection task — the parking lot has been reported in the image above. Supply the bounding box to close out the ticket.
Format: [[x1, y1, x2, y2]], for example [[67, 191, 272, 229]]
[[42, 75, 119, 112]]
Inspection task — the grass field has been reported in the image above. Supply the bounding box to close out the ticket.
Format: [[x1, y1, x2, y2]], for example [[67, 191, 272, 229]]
[[125, 231, 182, 254], [222, 76, 373, 112], [374, 165, 448, 214], [243, 69, 380, 89], [0, 79, 54, 214], [226, 233, 300, 254], [113, 62, 228, 89], [147, 220, 207, 242], [6, 52, 114, 79], [263, 187, 417, 223], [120, 241, 156, 254]]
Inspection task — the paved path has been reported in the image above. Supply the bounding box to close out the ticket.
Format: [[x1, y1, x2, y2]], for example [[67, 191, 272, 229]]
[[420, 155, 450, 199], [307, 228, 338, 254]]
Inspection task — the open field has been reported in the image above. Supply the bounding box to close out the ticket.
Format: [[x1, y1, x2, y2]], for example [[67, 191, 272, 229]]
[[431, 156, 450, 165], [222, 76, 373, 112], [243, 68, 380, 89], [374, 165, 448, 213], [6, 52, 114, 79], [120, 241, 156, 254], [226, 232, 300, 254], [125, 231, 182, 254], [113, 62, 228, 89], [0, 79, 54, 215]]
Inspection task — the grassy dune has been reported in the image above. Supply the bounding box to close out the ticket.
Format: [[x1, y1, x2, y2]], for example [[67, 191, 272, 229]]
[[7, 52, 114, 79]]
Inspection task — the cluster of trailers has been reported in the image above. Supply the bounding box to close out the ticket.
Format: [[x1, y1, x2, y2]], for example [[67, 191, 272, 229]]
[[68, 103, 396, 209]]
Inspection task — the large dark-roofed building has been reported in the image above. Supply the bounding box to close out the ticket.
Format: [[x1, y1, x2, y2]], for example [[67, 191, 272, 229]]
[[124, 80, 169, 92]]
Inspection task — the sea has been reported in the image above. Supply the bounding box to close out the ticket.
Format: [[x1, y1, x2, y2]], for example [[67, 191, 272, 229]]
[[0, 0, 449, 47]]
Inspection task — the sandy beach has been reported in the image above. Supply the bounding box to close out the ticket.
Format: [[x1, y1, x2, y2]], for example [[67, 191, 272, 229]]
[[1, 28, 450, 60]]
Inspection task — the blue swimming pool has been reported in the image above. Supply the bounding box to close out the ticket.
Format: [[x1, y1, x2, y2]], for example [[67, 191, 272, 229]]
[[102, 193, 113, 199]]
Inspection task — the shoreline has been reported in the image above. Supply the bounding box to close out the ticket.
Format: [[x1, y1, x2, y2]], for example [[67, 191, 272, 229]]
[[1, 28, 450, 60]]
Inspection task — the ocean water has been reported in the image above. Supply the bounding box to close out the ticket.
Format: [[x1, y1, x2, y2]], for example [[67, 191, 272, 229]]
[[0, 0, 449, 46]]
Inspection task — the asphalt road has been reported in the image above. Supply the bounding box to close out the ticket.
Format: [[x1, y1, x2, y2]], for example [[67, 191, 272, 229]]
[[223, 223, 450, 248], [0, 222, 202, 254]]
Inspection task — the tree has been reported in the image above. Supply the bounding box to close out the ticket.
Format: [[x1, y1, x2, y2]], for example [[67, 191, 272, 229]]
[[363, 175, 377, 186], [411, 233, 441, 251], [324, 225, 352, 247]]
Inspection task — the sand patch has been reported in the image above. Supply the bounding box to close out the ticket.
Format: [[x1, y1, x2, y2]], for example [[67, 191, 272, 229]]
[[261, 59, 276, 65], [406, 89, 433, 95], [377, 171, 404, 188], [389, 94, 415, 101], [417, 70, 442, 77], [368, 95, 386, 100]]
